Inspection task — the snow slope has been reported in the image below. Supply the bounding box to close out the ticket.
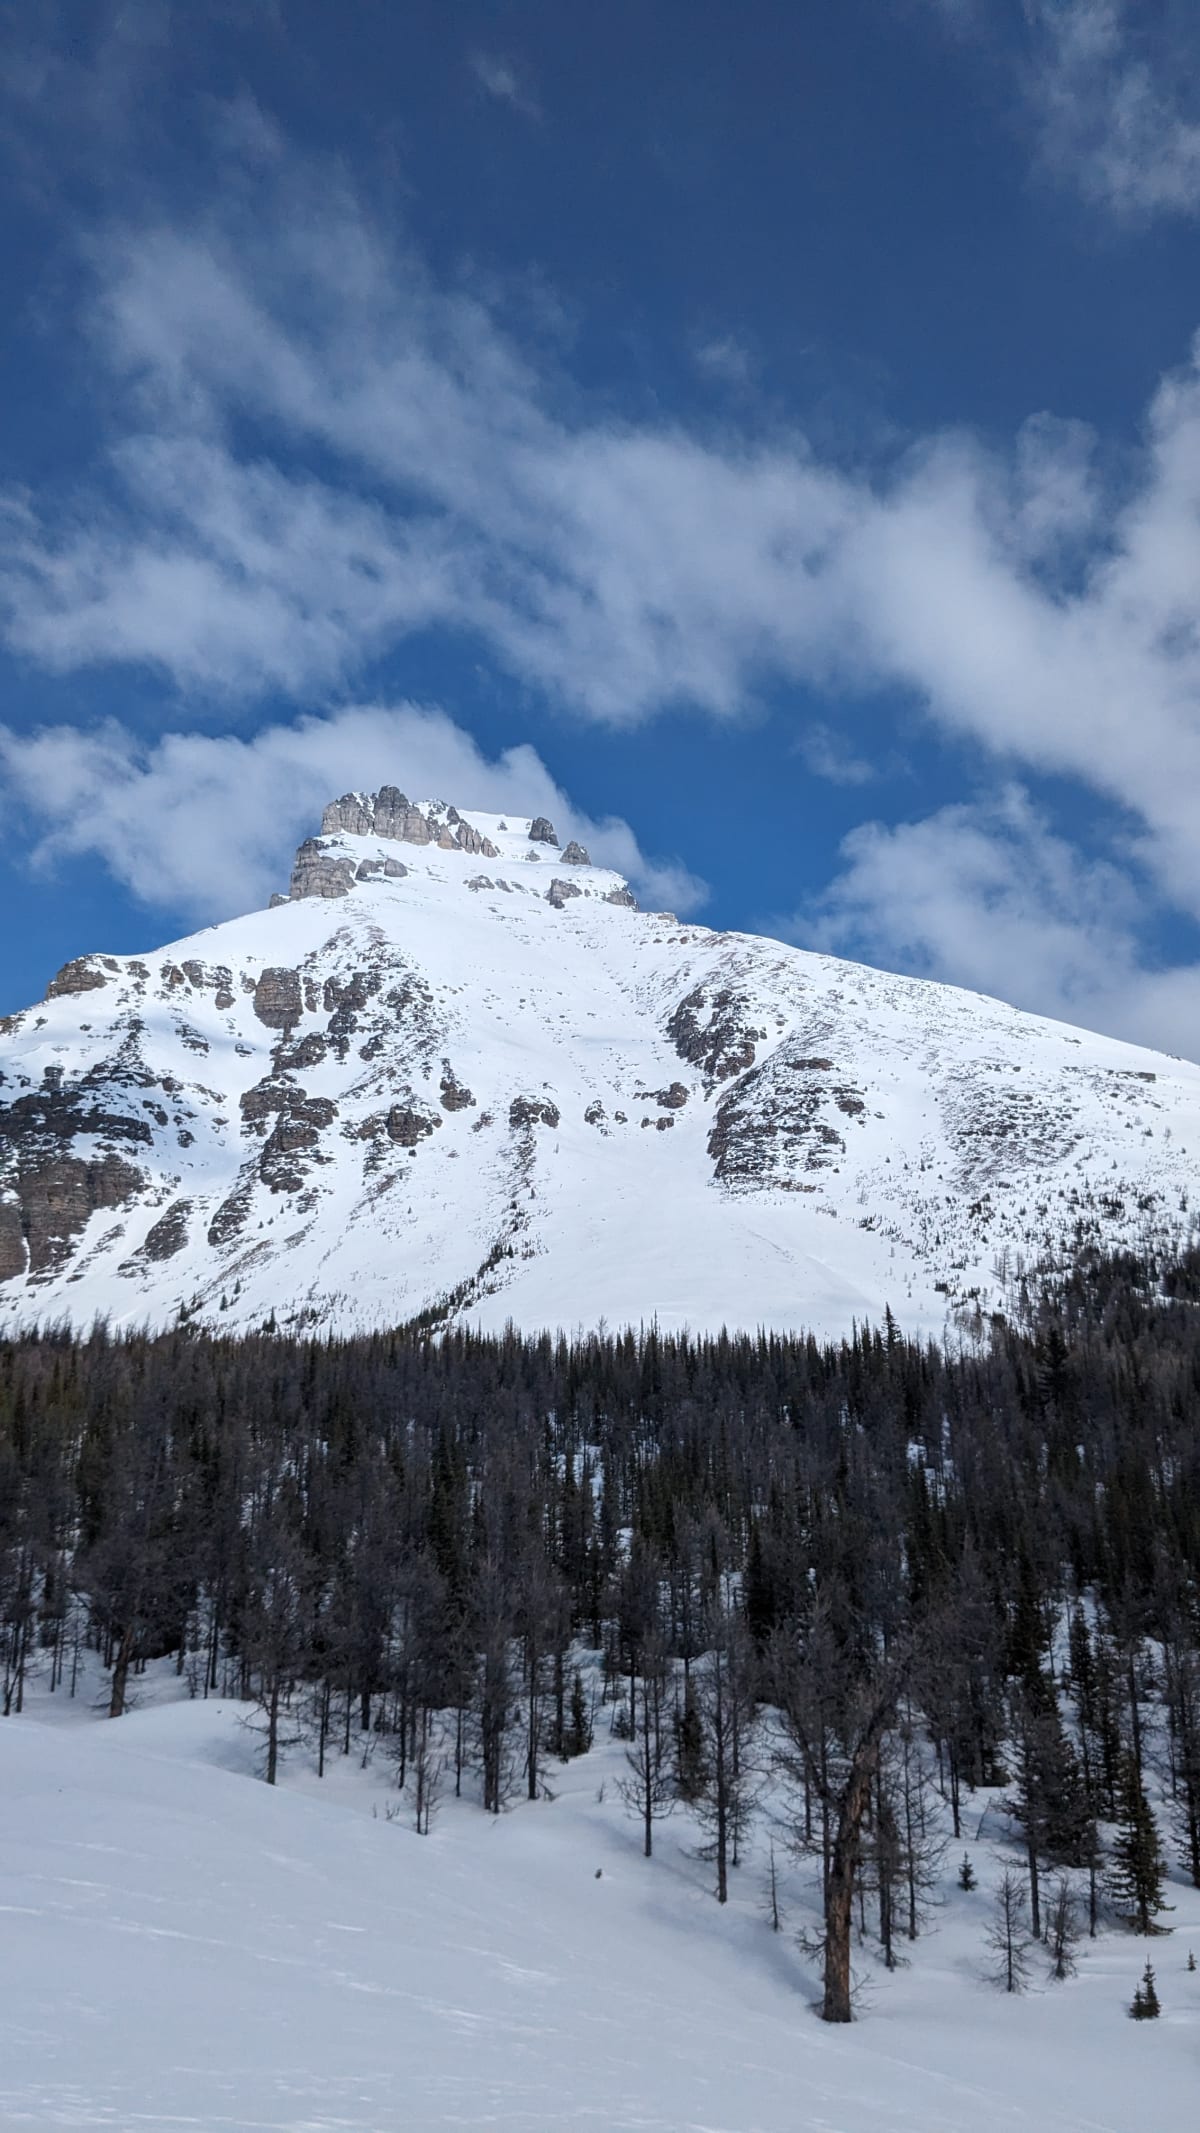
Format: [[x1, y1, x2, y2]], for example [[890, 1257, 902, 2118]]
[[3, 790, 1199, 1341], [2, 1681, 1198, 2132]]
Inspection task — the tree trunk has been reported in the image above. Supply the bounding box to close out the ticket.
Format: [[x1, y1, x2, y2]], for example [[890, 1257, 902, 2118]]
[[109, 1624, 135, 1719], [822, 1742, 879, 2022]]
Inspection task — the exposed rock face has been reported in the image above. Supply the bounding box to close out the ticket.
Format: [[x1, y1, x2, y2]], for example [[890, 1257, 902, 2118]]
[[2, 1154, 145, 1276], [207, 1176, 255, 1248], [561, 840, 591, 865], [547, 878, 582, 910], [252, 968, 303, 1030], [454, 820, 498, 858], [0, 1199, 26, 1280], [139, 1198, 193, 1262], [239, 1078, 337, 1191], [528, 817, 559, 846], [706, 1045, 866, 1188], [45, 957, 113, 1000], [605, 885, 638, 909], [650, 1082, 689, 1109], [510, 1096, 560, 1131], [440, 1069, 475, 1112], [667, 986, 763, 1084], [355, 857, 409, 883], [322, 793, 376, 837], [290, 840, 355, 900], [319, 788, 498, 861], [387, 1104, 441, 1147]]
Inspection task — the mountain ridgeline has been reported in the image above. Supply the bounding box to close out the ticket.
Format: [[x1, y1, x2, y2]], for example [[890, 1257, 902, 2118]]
[[1, 785, 1199, 1343]]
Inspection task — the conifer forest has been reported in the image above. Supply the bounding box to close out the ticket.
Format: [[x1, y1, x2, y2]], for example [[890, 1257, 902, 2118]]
[[4, 1245, 1200, 2029]]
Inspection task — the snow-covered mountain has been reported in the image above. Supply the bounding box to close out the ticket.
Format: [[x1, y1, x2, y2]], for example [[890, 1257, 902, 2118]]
[[2, 787, 1198, 1341]]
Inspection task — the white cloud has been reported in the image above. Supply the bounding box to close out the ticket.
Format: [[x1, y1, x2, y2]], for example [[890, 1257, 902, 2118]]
[[5, 132, 1200, 969], [0, 703, 706, 923], [796, 722, 878, 786], [920, 0, 1200, 223], [801, 787, 1200, 1060], [692, 335, 756, 388], [468, 49, 540, 120], [1024, 0, 1200, 222]]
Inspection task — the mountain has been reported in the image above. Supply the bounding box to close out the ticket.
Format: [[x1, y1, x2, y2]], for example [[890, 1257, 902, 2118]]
[[2, 787, 1197, 1341]]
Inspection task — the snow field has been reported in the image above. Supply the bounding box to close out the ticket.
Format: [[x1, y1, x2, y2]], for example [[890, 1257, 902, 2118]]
[[2, 1655, 1199, 2132]]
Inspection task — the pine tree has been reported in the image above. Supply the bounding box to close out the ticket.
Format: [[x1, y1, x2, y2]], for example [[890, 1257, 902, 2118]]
[[958, 1852, 977, 1891], [562, 1668, 592, 1758], [1130, 1960, 1161, 2019], [1109, 1753, 1168, 1935]]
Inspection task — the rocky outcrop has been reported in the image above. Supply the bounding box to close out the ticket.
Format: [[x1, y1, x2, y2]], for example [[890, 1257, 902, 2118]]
[[547, 878, 582, 909], [356, 857, 408, 883], [0, 1198, 26, 1280], [386, 1104, 441, 1147], [561, 840, 591, 865], [529, 817, 559, 846], [139, 1198, 193, 1262], [45, 957, 115, 1000], [454, 820, 500, 858], [320, 788, 499, 860], [706, 1046, 866, 1189], [509, 1096, 560, 1131], [239, 1077, 337, 1191], [1, 1153, 145, 1277], [252, 968, 303, 1030], [440, 1069, 475, 1112], [644, 1082, 688, 1109], [605, 885, 638, 909], [207, 1175, 255, 1248], [290, 840, 355, 900], [667, 986, 763, 1084]]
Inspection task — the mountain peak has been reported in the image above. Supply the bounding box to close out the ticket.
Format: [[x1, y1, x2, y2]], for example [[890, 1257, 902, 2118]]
[[3, 790, 1200, 1343], [281, 788, 624, 907]]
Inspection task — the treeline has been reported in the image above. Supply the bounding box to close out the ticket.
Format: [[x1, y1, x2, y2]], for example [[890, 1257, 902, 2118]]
[[3, 1246, 1200, 2018]]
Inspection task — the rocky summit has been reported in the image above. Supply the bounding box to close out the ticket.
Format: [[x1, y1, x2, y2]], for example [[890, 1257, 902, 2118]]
[[1, 789, 1198, 1340]]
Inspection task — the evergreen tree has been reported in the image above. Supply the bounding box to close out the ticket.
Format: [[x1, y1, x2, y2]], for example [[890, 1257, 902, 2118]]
[[1130, 1961, 1161, 2019], [1109, 1753, 1168, 1935]]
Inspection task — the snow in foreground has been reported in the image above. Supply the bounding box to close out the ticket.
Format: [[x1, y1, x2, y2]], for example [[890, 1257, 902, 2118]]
[[2, 1684, 1199, 2132]]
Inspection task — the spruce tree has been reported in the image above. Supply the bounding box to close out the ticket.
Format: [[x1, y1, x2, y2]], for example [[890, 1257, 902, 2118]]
[[1109, 1753, 1168, 1935], [1130, 1961, 1161, 2019]]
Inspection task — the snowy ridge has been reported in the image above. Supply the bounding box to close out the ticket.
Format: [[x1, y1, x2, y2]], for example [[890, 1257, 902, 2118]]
[[2, 788, 1200, 1340]]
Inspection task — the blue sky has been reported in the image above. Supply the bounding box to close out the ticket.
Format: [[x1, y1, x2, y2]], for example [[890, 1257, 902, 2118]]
[[3, 0, 1200, 1055]]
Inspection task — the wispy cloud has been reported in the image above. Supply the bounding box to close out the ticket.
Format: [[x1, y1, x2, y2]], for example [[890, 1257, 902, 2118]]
[[921, 0, 1200, 223], [1026, 0, 1200, 222], [799, 787, 1200, 1060], [6, 128, 1200, 1042], [692, 334, 756, 388], [795, 722, 878, 787], [468, 48, 540, 121], [0, 704, 706, 922]]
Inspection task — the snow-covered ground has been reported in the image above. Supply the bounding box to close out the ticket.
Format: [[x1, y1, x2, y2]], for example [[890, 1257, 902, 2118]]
[[3, 1661, 1198, 2131]]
